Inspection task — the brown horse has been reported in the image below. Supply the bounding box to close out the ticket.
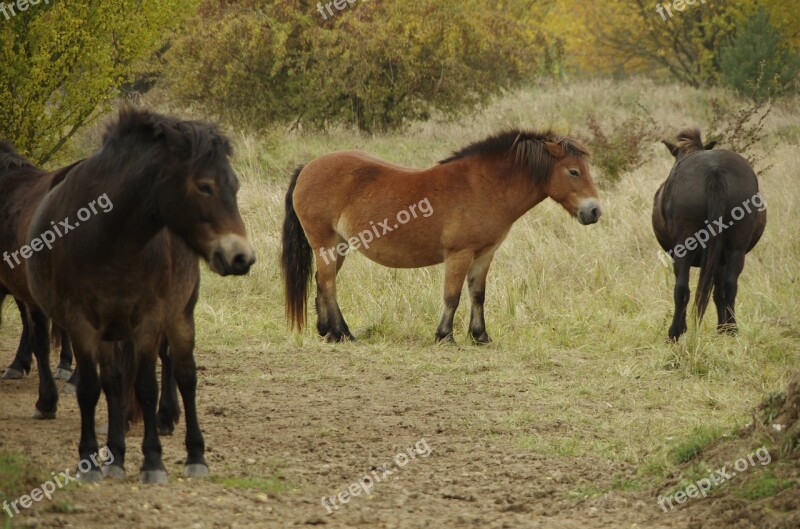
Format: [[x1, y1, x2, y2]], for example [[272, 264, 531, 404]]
[[26, 108, 255, 483], [652, 128, 766, 340], [0, 140, 79, 417], [282, 129, 602, 343]]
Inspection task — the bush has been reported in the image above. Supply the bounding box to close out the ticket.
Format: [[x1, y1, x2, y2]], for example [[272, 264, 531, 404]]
[[583, 108, 660, 185], [164, 0, 557, 133]]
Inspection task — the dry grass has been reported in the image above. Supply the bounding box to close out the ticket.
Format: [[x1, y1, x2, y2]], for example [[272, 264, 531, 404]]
[[4, 78, 799, 494]]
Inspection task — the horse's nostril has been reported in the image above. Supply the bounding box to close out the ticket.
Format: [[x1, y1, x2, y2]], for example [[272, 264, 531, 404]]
[[591, 207, 600, 219]]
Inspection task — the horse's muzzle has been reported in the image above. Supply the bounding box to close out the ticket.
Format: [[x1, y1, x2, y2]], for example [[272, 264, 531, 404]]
[[577, 199, 602, 225], [210, 234, 256, 276]]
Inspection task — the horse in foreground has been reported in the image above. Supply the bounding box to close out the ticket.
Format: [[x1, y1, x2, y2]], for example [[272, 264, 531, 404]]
[[282, 129, 602, 343], [26, 108, 255, 483], [0, 140, 78, 417], [652, 128, 766, 340]]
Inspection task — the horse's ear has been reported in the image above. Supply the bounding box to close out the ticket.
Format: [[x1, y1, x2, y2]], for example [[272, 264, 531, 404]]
[[152, 121, 188, 153], [704, 141, 717, 150], [662, 140, 679, 157], [544, 142, 566, 159]]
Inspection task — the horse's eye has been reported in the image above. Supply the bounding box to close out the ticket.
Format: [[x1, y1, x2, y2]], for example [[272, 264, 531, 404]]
[[569, 169, 580, 178], [197, 182, 214, 196]]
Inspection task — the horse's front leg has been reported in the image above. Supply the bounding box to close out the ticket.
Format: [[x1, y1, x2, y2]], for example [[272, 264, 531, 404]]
[[436, 250, 473, 343], [467, 252, 495, 344]]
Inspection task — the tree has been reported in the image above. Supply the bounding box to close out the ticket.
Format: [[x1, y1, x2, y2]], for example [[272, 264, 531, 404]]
[[0, 0, 198, 165]]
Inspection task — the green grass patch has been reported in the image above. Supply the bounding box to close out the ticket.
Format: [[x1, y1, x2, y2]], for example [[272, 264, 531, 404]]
[[734, 469, 795, 500], [211, 474, 295, 493], [669, 427, 727, 464]]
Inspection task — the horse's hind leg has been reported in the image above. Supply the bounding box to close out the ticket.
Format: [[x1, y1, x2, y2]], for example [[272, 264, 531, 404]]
[[55, 328, 74, 380], [29, 308, 58, 419], [713, 264, 732, 333], [167, 315, 209, 478], [467, 252, 495, 344], [668, 256, 692, 341], [315, 247, 354, 342], [719, 251, 746, 335], [2, 298, 32, 379], [436, 250, 473, 343]]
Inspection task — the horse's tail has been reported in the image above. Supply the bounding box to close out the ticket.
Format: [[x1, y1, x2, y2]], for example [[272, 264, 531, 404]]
[[118, 341, 143, 426], [281, 164, 313, 331], [695, 169, 727, 322]]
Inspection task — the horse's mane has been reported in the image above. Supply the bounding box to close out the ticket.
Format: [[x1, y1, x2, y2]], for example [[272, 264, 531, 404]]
[[673, 128, 707, 156], [102, 106, 233, 169], [0, 140, 36, 171], [439, 129, 589, 185]]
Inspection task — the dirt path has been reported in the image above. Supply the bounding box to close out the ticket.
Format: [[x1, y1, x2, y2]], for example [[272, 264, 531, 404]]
[[0, 341, 705, 529]]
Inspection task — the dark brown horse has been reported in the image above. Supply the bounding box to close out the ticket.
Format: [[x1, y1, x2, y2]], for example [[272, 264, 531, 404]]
[[282, 129, 602, 343], [26, 108, 255, 483], [0, 140, 78, 417], [653, 128, 766, 340]]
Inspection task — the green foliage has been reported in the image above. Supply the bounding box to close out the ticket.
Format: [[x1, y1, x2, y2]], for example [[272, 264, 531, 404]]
[[583, 107, 660, 185], [719, 7, 800, 99], [0, 0, 198, 164], [165, 0, 554, 133]]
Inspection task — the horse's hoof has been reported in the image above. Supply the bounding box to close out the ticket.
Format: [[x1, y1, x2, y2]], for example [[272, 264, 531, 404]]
[[32, 408, 56, 420], [103, 465, 126, 480], [471, 333, 492, 345], [435, 333, 456, 344], [61, 382, 77, 395], [78, 469, 103, 483], [2, 368, 24, 380], [55, 367, 73, 380], [157, 423, 175, 436], [140, 469, 168, 484], [184, 464, 209, 478]]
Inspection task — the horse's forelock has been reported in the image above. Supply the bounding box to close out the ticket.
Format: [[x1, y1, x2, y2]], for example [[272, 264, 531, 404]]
[[674, 128, 705, 154]]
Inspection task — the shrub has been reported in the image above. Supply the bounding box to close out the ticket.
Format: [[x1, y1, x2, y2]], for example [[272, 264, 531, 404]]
[[164, 0, 557, 133], [583, 108, 661, 185]]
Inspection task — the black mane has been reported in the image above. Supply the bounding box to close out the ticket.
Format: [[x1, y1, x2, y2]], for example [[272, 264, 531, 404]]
[[0, 140, 36, 171], [439, 129, 589, 185], [102, 107, 233, 168]]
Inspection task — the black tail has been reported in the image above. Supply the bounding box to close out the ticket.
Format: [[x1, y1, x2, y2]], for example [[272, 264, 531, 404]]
[[281, 164, 313, 331], [118, 341, 143, 426], [695, 169, 727, 322]]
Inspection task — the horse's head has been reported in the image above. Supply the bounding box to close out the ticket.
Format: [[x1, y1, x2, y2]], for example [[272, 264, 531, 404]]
[[663, 128, 716, 162], [151, 117, 256, 276], [543, 140, 602, 225]]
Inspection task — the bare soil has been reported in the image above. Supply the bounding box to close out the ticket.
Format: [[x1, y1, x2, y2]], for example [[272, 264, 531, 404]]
[[0, 341, 796, 528]]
